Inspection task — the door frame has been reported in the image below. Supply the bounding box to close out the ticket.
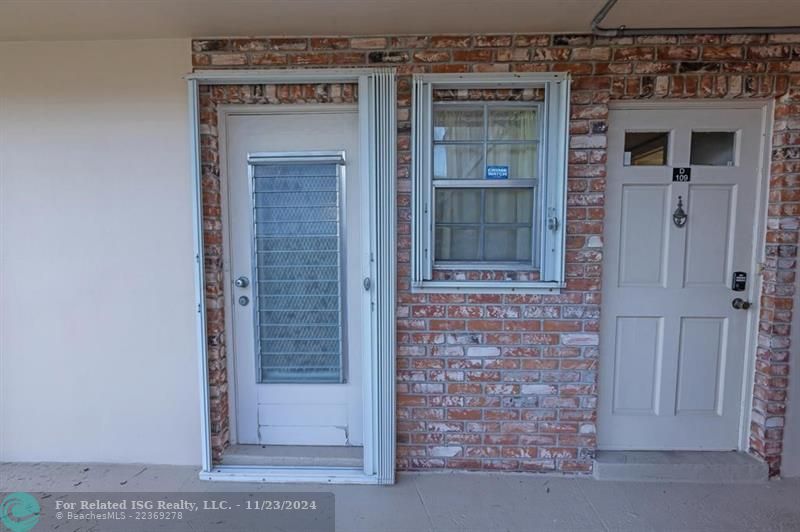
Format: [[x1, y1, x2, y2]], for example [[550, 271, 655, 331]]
[[602, 99, 773, 453], [186, 68, 397, 484]]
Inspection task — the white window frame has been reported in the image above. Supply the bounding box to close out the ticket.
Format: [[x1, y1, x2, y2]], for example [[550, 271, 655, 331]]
[[412, 73, 570, 293]]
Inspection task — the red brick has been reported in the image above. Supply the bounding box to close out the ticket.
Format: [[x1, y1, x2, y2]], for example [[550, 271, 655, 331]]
[[452, 49, 493, 62], [514, 35, 551, 47], [702, 45, 745, 60], [413, 51, 451, 63], [467, 320, 504, 331], [475, 35, 512, 47], [310, 37, 350, 50], [351, 37, 387, 49], [543, 320, 583, 332], [613, 47, 655, 61], [657, 46, 700, 60], [447, 408, 482, 420], [532, 48, 572, 61], [250, 53, 288, 66], [429, 319, 466, 331], [209, 53, 247, 66], [431, 36, 472, 48]]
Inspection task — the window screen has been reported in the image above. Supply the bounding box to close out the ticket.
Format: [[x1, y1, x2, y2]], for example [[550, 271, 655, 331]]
[[252, 161, 344, 383]]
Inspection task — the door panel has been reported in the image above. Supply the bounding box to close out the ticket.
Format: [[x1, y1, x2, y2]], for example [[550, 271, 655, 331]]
[[599, 105, 765, 450], [225, 107, 364, 447], [618, 185, 670, 287], [683, 185, 735, 287], [612, 316, 663, 414], [675, 317, 727, 415]]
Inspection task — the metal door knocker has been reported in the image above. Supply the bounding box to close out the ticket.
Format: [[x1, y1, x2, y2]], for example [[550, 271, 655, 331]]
[[673, 196, 688, 228]]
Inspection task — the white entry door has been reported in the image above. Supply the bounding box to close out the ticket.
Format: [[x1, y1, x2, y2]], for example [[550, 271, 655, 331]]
[[224, 105, 365, 446], [599, 103, 767, 450]]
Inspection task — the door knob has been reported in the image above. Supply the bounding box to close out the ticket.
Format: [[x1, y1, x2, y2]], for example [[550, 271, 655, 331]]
[[732, 298, 751, 310], [234, 276, 249, 288]]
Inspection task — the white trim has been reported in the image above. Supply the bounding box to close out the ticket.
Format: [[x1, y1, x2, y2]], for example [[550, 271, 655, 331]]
[[416, 72, 569, 87], [187, 68, 397, 484], [410, 72, 570, 293], [738, 99, 774, 453], [186, 68, 381, 84], [415, 281, 565, 293], [200, 466, 381, 484], [366, 69, 398, 484], [187, 79, 213, 473], [609, 99, 772, 110], [357, 76, 375, 476], [412, 76, 432, 282], [543, 77, 570, 284]]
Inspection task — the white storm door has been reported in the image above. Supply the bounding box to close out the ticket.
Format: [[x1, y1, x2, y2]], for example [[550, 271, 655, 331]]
[[225, 106, 365, 446], [599, 104, 766, 450]]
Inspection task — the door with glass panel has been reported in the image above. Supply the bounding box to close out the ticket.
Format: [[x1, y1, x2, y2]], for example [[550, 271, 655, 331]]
[[599, 103, 767, 450], [225, 106, 364, 446]]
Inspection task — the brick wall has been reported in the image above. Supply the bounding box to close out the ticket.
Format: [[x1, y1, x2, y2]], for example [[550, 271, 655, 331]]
[[193, 33, 800, 476]]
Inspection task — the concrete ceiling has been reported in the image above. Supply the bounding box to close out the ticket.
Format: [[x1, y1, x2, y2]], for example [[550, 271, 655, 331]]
[[0, 0, 798, 42]]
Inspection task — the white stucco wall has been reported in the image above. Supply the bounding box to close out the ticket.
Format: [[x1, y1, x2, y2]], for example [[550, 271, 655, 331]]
[[0, 39, 200, 465]]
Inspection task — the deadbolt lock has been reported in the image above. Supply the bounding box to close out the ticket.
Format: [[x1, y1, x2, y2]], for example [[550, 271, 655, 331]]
[[235, 276, 250, 288]]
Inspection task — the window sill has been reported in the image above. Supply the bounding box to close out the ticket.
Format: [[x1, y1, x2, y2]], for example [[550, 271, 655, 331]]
[[433, 262, 538, 271], [411, 280, 565, 294]]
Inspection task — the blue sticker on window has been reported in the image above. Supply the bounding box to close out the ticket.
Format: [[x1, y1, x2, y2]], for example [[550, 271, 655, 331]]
[[486, 165, 509, 179]]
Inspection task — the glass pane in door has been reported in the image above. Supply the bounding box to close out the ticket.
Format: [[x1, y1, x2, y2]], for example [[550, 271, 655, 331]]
[[690, 131, 736, 166], [623, 131, 669, 166], [252, 162, 344, 383]]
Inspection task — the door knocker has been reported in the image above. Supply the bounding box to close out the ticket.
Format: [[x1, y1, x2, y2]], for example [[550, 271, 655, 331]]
[[673, 195, 688, 228]]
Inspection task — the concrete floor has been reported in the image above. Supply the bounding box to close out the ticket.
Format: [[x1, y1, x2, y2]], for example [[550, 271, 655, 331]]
[[2, 463, 800, 531]]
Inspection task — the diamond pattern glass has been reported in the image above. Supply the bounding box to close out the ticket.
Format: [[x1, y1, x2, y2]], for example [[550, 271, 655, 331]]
[[252, 162, 343, 383]]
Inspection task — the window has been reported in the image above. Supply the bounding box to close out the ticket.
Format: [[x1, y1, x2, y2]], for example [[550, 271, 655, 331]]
[[624, 131, 669, 166], [690, 131, 736, 166], [433, 104, 539, 266], [251, 158, 346, 383], [412, 73, 570, 291]]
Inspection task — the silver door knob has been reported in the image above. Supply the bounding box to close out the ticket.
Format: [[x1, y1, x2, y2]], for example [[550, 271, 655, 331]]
[[732, 298, 751, 310], [234, 276, 249, 288]]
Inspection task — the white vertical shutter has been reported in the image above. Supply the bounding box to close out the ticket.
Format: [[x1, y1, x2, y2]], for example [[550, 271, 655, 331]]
[[541, 79, 570, 284], [367, 69, 397, 484], [412, 76, 433, 285]]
